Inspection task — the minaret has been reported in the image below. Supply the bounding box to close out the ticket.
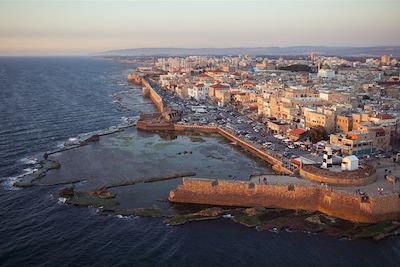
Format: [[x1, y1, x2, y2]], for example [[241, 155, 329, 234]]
[[321, 146, 333, 169]]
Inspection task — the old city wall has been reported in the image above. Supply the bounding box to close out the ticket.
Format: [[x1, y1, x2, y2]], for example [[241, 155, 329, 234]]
[[136, 121, 175, 131], [127, 73, 143, 85], [169, 178, 400, 223], [141, 79, 165, 113], [300, 167, 377, 186]]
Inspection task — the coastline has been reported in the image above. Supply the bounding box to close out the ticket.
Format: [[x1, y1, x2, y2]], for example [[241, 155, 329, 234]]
[[135, 74, 400, 224]]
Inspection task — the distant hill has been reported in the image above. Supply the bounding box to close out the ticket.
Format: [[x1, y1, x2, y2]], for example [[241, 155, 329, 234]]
[[96, 46, 400, 57]]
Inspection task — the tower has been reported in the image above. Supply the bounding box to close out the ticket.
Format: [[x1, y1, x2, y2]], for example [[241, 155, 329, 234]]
[[321, 146, 333, 169]]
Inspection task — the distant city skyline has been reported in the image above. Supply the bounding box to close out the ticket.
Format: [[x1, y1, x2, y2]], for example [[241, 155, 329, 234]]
[[0, 0, 399, 55]]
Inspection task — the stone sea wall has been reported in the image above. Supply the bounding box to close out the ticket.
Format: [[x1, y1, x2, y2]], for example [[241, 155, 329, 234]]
[[300, 165, 377, 186], [127, 73, 143, 85], [141, 79, 165, 113], [169, 178, 400, 223]]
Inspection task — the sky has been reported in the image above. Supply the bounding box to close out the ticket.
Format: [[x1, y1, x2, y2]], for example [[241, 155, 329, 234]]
[[0, 0, 399, 55]]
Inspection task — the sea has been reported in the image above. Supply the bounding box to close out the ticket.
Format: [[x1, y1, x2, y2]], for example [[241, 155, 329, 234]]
[[0, 57, 399, 267]]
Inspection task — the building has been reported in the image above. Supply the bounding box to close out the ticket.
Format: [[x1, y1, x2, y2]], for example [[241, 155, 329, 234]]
[[310, 52, 319, 61], [288, 128, 308, 141], [330, 132, 374, 156], [208, 83, 230, 98], [341, 155, 359, 171], [175, 84, 190, 99], [304, 108, 336, 134], [381, 55, 391, 66], [319, 91, 351, 104], [317, 64, 335, 78], [188, 83, 208, 100], [335, 115, 353, 133], [358, 123, 391, 151], [267, 120, 292, 135]]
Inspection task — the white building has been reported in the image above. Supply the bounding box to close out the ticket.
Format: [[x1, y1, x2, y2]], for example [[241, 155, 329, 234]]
[[341, 155, 359, 171], [188, 83, 208, 100], [318, 65, 335, 78]]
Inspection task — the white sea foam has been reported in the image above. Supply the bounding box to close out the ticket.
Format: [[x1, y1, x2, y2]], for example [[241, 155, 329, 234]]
[[56, 142, 65, 148], [268, 227, 280, 234], [22, 167, 38, 174], [58, 197, 67, 204], [1, 176, 20, 191], [20, 156, 38, 165]]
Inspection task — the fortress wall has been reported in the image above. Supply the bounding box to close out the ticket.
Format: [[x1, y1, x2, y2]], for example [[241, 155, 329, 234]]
[[141, 79, 165, 112], [174, 124, 219, 133], [368, 194, 400, 220], [169, 178, 400, 223], [136, 121, 175, 131], [300, 167, 377, 186], [127, 73, 143, 85]]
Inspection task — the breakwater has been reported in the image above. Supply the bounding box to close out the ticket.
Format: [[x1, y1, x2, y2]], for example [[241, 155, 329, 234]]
[[169, 178, 400, 223]]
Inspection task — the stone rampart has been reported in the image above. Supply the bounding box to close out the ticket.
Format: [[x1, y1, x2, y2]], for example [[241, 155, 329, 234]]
[[168, 178, 400, 223], [141, 79, 165, 113], [300, 165, 377, 186], [136, 120, 175, 131], [127, 73, 143, 85]]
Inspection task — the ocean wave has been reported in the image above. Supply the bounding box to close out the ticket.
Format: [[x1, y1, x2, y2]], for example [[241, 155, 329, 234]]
[[20, 156, 38, 165], [1, 176, 21, 191]]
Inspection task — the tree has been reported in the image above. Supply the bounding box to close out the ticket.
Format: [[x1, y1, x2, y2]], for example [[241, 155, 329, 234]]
[[257, 113, 264, 122], [309, 126, 328, 143]]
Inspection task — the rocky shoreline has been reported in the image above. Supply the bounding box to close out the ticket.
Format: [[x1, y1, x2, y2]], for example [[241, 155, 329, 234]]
[[11, 124, 400, 241], [54, 186, 400, 240]]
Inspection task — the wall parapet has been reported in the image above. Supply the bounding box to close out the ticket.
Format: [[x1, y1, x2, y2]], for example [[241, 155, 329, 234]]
[[168, 178, 400, 223], [300, 164, 377, 186]]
